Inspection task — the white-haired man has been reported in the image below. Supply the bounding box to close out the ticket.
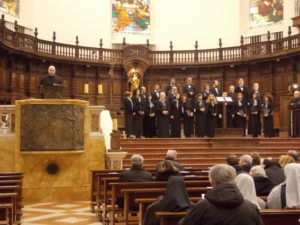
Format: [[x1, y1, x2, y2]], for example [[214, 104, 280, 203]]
[[250, 165, 274, 196], [156, 150, 184, 171], [40, 65, 63, 86], [235, 154, 253, 174], [178, 164, 263, 225]]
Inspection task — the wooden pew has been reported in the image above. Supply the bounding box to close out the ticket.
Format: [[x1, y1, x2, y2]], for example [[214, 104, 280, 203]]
[[156, 209, 300, 225], [0, 193, 18, 225]]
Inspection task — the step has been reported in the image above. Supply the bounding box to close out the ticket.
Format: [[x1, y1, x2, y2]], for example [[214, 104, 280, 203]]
[[121, 143, 212, 148]]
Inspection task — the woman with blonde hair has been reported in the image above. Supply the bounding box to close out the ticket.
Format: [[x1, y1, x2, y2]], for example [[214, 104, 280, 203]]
[[279, 155, 295, 168], [205, 94, 218, 137]]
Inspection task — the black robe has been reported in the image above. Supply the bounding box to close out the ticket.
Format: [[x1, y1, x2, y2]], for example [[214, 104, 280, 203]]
[[290, 97, 300, 137], [202, 90, 211, 101], [132, 96, 144, 138], [181, 101, 194, 137], [194, 100, 207, 137], [169, 99, 182, 137], [253, 176, 275, 196], [156, 100, 170, 138], [233, 99, 248, 132], [151, 90, 160, 103], [249, 99, 261, 137], [143, 176, 192, 225], [226, 100, 235, 128], [144, 100, 157, 138], [263, 101, 275, 137], [124, 97, 134, 137], [40, 74, 63, 86], [205, 102, 218, 137]]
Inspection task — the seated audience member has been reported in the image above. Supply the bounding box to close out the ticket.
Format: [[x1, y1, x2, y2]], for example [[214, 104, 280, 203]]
[[155, 160, 179, 181], [237, 173, 266, 209], [250, 166, 275, 196], [251, 152, 262, 166], [263, 158, 285, 186], [287, 150, 299, 162], [178, 164, 263, 225], [267, 163, 300, 209], [238, 154, 253, 174], [279, 155, 296, 168], [156, 150, 184, 171], [119, 154, 152, 182], [143, 176, 192, 225], [226, 154, 239, 166]]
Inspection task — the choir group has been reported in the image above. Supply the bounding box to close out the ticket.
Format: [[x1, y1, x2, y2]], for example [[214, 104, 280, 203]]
[[124, 77, 275, 138]]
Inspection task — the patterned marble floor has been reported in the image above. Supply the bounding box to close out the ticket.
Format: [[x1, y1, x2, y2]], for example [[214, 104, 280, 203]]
[[22, 202, 102, 225]]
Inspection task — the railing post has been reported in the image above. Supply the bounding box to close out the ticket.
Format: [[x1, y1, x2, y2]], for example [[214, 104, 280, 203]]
[[218, 38, 223, 60], [288, 26, 292, 49], [75, 36, 79, 58], [34, 27, 38, 52], [99, 38, 103, 62], [14, 20, 18, 47], [194, 41, 198, 62], [146, 39, 150, 48], [0, 14, 5, 40], [52, 31, 56, 55], [267, 31, 271, 54], [240, 35, 244, 58], [169, 41, 173, 63]]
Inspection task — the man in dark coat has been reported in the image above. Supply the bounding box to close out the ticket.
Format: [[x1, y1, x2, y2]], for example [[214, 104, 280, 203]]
[[165, 78, 180, 94], [235, 78, 250, 103], [250, 165, 275, 196], [182, 77, 197, 100], [156, 150, 184, 171], [210, 80, 222, 97], [40, 65, 63, 86], [124, 91, 134, 138], [178, 164, 263, 225], [263, 159, 285, 186], [151, 84, 161, 103]]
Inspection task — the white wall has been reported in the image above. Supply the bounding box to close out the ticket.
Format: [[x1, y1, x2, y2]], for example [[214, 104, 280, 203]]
[[2, 0, 296, 50]]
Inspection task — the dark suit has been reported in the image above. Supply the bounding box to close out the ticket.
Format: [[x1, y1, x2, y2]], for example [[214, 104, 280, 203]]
[[210, 86, 222, 97], [166, 84, 180, 94], [156, 159, 184, 171], [119, 166, 152, 182], [124, 97, 134, 137], [183, 84, 197, 99], [235, 86, 250, 102], [170, 99, 182, 137], [151, 91, 160, 103]]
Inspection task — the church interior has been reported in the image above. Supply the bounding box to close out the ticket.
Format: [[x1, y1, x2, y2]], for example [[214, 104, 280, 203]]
[[0, 0, 300, 224]]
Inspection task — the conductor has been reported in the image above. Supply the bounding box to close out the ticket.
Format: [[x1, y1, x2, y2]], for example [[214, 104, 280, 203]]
[[40, 65, 63, 86]]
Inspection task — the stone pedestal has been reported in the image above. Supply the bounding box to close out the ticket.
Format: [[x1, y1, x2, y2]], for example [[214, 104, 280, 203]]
[[106, 152, 128, 170]]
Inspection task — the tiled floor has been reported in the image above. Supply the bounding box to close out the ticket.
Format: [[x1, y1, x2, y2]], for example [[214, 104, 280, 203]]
[[22, 202, 102, 225]]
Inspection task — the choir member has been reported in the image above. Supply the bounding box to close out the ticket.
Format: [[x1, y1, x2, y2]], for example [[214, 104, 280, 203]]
[[140, 86, 148, 137], [210, 80, 222, 97], [206, 94, 218, 137], [234, 92, 248, 133], [250, 82, 264, 103], [194, 93, 207, 137], [228, 85, 236, 100], [263, 94, 275, 138], [203, 83, 211, 101], [165, 78, 180, 94], [222, 91, 235, 128], [124, 91, 134, 138], [249, 92, 261, 137], [181, 94, 194, 137], [156, 92, 170, 138], [167, 86, 178, 103], [132, 89, 144, 138], [290, 90, 300, 137], [235, 78, 250, 102], [170, 93, 182, 137], [144, 94, 157, 138], [183, 77, 197, 100], [151, 84, 161, 103]]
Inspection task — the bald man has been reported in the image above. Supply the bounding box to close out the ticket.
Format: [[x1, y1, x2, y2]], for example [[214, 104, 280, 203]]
[[40, 65, 63, 86]]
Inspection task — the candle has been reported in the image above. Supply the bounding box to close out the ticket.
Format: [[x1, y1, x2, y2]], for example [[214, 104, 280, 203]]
[[84, 83, 89, 94], [98, 84, 103, 94]]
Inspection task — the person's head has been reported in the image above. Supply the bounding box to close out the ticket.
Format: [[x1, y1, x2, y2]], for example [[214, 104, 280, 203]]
[[284, 163, 300, 208], [251, 152, 261, 166], [265, 94, 273, 103], [197, 93, 203, 101], [140, 86, 146, 94], [222, 92, 228, 98], [253, 82, 259, 91], [206, 94, 214, 103], [125, 91, 132, 98], [229, 85, 235, 92], [213, 80, 219, 87], [294, 90, 300, 98], [186, 77, 192, 84], [157, 160, 179, 175], [252, 92, 258, 99], [133, 88, 140, 96], [279, 155, 296, 168], [250, 165, 266, 177], [239, 154, 253, 166], [175, 93, 180, 100], [147, 94, 152, 101], [170, 78, 176, 84], [160, 92, 166, 100], [181, 94, 187, 102], [131, 154, 144, 168], [166, 150, 178, 160], [171, 86, 178, 94], [209, 164, 237, 187], [154, 84, 160, 91], [48, 65, 56, 76], [226, 154, 239, 166], [204, 83, 210, 90], [238, 78, 244, 86], [237, 92, 244, 100], [287, 150, 299, 162]]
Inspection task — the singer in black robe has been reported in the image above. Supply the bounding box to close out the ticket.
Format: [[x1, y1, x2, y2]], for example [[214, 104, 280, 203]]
[[249, 93, 261, 137], [181, 96, 194, 137], [144, 95, 157, 138], [170, 94, 182, 137], [132, 89, 144, 138], [157, 96, 170, 138], [205, 96, 218, 137], [234, 93, 248, 134], [194, 94, 207, 137], [290, 93, 300, 137], [263, 94, 275, 138], [124, 92, 134, 138]]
